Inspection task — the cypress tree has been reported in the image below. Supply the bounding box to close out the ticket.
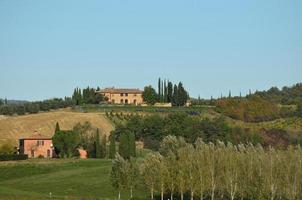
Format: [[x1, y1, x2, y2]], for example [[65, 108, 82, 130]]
[[167, 81, 173, 103], [95, 129, 101, 158], [161, 79, 164, 102], [109, 132, 116, 159], [158, 78, 161, 102], [101, 134, 107, 158], [172, 84, 178, 106], [129, 132, 136, 157], [55, 122, 60, 133], [164, 80, 168, 103], [119, 133, 129, 159]]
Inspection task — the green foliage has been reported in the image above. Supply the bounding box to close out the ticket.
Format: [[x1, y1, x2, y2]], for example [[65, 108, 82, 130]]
[[139, 137, 302, 200], [0, 142, 16, 155], [101, 134, 107, 158], [72, 86, 104, 105], [119, 131, 136, 159], [114, 113, 261, 150], [0, 98, 74, 116], [109, 132, 117, 159], [55, 122, 60, 133], [0, 154, 28, 161], [95, 129, 102, 158], [296, 103, 302, 117], [216, 95, 280, 122], [254, 83, 302, 105], [142, 85, 158, 105], [52, 130, 80, 158]]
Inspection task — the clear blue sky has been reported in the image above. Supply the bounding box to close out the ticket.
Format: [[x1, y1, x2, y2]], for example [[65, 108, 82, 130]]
[[0, 0, 301, 101]]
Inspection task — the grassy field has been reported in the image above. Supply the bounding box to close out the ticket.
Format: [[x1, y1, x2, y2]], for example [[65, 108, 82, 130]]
[[0, 110, 114, 146], [0, 159, 148, 200]]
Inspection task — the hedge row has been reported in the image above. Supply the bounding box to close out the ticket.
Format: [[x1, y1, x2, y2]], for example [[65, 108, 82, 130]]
[[0, 154, 28, 161]]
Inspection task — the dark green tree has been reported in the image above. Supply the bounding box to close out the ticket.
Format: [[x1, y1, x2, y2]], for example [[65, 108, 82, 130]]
[[52, 130, 80, 158], [172, 84, 178, 106], [101, 134, 107, 158], [109, 132, 116, 159], [95, 129, 102, 158], [128, 132, 136, 157], [158, 78, 161, 102], [142, 86, 158, 105], [297, 103, 302, 117], [167, 81, 173, 103], [119, 132, 129, 159], [55, 122, 60, 133]]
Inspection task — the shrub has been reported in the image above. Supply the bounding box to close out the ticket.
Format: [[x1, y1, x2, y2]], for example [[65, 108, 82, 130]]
[[0, 154, 28, 161]]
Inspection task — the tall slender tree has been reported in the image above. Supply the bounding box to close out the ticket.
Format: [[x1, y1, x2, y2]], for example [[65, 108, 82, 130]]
[[109, 133, 116, 159], [95, 128, 101, 158]]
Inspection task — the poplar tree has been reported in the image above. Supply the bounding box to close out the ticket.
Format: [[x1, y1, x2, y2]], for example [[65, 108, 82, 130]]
[[111, 154, 128, 200], [141, 153, 161, 200]]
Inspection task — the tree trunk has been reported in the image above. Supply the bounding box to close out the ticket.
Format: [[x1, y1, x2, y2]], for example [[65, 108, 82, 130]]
[[161, 184, 164, 200], [191, 191, 194, 200], [130, 187, 133, 199], [211, 187, 215, 200], [118, 191, 121, 200], [181, 191, 184, 200], [151, 187, 154, 200], [171, 191, 174, 200]]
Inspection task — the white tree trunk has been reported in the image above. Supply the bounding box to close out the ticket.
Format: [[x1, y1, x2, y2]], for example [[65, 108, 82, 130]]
[[118, 191, 121, 200], [130, 187, 133, 199], [151, 187, 154, 200], [161, 184, 164, 200]]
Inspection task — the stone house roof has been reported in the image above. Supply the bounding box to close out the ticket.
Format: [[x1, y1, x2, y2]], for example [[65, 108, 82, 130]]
[[97, 88, 142, 94]]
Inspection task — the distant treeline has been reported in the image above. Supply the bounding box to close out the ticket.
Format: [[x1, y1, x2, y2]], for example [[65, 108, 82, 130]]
[[254, 83, 302, 105], [0, 98, 74, 116], [0, 86, 104, 116], [192, 82, 302, 106]]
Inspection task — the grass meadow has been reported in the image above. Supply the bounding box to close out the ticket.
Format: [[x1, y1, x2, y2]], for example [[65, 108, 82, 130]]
[[0, 159, 148, 200]]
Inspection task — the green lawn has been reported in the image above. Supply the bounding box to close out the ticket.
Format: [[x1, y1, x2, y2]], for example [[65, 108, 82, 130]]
[[0, 159, 148, 200]]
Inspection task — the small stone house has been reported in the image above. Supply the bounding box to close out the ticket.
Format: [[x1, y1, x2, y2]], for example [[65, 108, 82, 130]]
[[19, 133, 54, 158]]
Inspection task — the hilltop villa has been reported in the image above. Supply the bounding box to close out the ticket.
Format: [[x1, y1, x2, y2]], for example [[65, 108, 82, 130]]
[[97, 88, 143, 105], [19, 133, 54, 158]]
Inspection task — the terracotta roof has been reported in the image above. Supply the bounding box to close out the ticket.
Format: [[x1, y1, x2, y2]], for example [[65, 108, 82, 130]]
[[97, 88, 142, 94], [20, 133, 52, 140]]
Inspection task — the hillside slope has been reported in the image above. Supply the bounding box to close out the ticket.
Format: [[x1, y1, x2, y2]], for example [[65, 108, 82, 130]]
[[0, 110, 114, 145]]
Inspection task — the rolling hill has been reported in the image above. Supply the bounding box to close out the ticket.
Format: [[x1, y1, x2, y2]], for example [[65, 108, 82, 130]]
[[0, 110, 114, 146]]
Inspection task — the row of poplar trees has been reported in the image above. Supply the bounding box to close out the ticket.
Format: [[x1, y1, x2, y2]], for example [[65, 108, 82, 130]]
[[157, 78, 189, 106], [112, 135, 302, 200]]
